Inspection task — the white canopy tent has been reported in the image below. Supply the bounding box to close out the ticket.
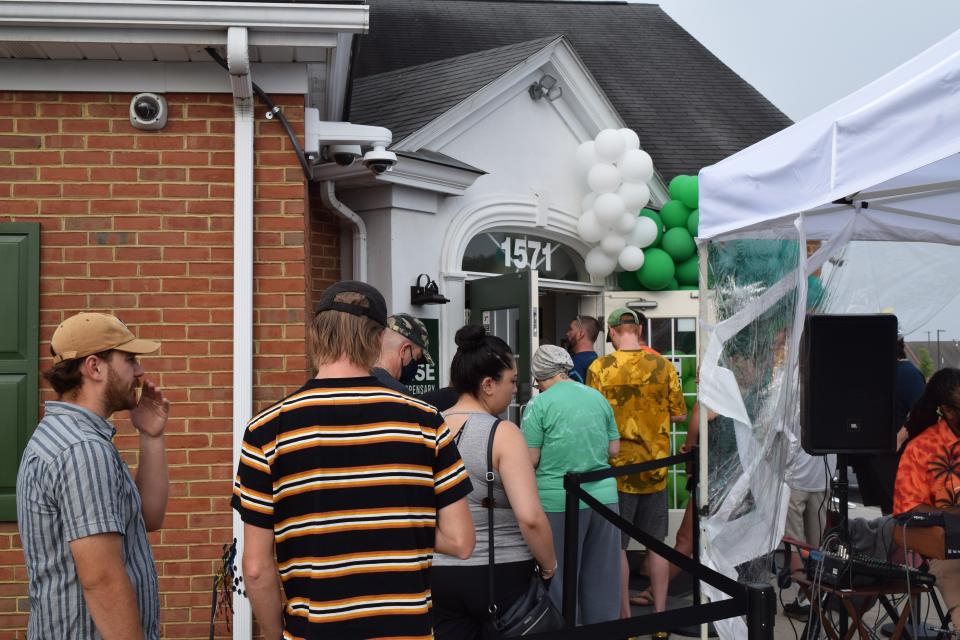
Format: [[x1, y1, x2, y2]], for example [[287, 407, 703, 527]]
[[695, 27, 960, 639]]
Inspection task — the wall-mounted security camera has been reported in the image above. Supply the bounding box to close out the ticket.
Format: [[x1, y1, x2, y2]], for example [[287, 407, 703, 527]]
[[362, 146, 398, 174], [324, 144, 362, 167], [304, 109, 397, 177], [129, 93, 167, 131]]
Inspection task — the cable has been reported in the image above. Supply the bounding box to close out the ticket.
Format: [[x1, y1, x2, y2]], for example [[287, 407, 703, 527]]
[[204, 47, 313, 180], [778, 582, 800, 640]]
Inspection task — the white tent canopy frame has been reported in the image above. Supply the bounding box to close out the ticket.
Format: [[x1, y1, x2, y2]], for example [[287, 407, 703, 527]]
[[695, 27, 960, 640]]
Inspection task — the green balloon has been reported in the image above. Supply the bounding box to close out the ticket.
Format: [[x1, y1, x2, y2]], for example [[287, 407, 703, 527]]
[[679, 176, 699, 209], [687, 208, 699, 236], [636, 248, 675, 290], [668, 278, 680, 290], [660, 200, 691, 229], [668, 175, 690, 202], [661, 227, 696, 262], [682, 376, 698, 396], [639, 208, 664, 246], [679, 285, 698, 290], [667, 472, 689, 509], [676, 255, 699, 286], [617, 269, 642, 291]]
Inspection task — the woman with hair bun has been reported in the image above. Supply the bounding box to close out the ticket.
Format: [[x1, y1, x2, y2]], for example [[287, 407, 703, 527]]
[[432, 325, 557, 639]]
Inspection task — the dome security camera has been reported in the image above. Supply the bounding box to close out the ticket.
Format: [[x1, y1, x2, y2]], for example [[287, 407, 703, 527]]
[[325, 144, 362, 167], [362, 147, 398, 174], [130, 93, 168, 131]]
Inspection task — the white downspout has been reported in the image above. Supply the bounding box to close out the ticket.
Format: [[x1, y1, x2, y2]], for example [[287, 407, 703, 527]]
[[320, 179, 367, 281], [227, 25, 254, 640]]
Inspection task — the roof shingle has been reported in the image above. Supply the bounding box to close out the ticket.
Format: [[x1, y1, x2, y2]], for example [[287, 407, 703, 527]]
[[351, 0, 791, 179]]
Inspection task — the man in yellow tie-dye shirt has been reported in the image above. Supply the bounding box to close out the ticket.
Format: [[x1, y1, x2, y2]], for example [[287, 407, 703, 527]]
[[586, 308, 686, 627]]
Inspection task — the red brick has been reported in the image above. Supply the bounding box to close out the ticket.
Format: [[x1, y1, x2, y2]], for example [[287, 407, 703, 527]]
[[0, 103, 36, 116], [135, 135, 185, 150], [87, 103, 130, 118], [63, 150, 111, 164], [62, 183, 110, 198], [38, 103, 82, 117], [139, 167, 186, 181], [13, 183, 60, 197], [0, 167, 38, 180], [186, 135, 233, 150], [13, 150, 60, 164], [91, 167, 137, 181], [39, 167, 87, 181], [140, 200, 186, 215], [187, 167, 232, 182], [16, 119, 58, 133], [61, 119, 109, 133], [43, 134, 84, 148], [112, 183, 160, 198], [160, 151, 209, 165], [40, 199, 88, 215], [114, 150, 159, 165]]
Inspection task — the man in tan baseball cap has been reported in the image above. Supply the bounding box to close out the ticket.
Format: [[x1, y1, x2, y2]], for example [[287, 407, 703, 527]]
[[16, 312, 168, 639]]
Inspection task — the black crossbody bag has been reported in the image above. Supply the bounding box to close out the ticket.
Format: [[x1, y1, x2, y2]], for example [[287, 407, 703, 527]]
[[484, 419, 564, 637]]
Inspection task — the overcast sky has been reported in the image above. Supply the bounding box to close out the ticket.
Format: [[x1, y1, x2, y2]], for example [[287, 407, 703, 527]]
[[636, 1, 960, 339]]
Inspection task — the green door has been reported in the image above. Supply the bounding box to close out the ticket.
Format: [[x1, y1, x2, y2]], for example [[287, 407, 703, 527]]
[[0, 223, 39, 520], [467, 269, 539, 423]]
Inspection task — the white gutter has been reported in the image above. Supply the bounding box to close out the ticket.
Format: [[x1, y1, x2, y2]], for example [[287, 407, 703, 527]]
[[320, 179, 367, 282], [0, 0, 368, 35], [226, 25, 254, 640]]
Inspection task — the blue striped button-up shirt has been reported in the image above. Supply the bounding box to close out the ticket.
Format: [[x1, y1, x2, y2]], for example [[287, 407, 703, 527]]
[[16, 401, 160, 639]]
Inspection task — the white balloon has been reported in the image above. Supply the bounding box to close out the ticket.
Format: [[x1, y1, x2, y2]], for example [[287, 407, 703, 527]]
[[619, 182, 651, 210], [628, 216, 659, 249], [576, 209, 606, 243], [585, 246, 618, 277], [620, 128, 641, 151], [575, 141, 598, 173], [616, 211, 637, 234], [594, 128, 626, 162], [581, 192, 597, 213], [593, 193, 625, 225], [619, 149, 654, 183], [600, 233, 626, 256], [618, 245, 646, 271], [587, 163, 621, 194]]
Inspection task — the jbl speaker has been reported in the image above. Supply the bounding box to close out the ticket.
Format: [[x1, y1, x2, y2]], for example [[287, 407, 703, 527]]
[[800, 314, 898, 454]]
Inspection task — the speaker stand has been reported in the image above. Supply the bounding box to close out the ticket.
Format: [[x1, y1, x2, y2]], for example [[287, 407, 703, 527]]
[[833, 453, 850, 638]]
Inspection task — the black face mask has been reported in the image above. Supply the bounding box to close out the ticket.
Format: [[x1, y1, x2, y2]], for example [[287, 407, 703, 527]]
[[399, 348, 421, 385]]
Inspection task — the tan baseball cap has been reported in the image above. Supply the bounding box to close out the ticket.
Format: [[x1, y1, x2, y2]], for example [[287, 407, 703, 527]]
[[51, 312, 160, 364]]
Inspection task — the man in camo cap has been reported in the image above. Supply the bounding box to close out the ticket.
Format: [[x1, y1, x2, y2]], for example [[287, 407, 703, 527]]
[[371, 313, 434, 394]]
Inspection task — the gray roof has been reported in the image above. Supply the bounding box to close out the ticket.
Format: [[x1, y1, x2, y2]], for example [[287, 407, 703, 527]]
[[395, 149, 486, 173], [351, 36, 560, 144], [351, 0, 792, 180]]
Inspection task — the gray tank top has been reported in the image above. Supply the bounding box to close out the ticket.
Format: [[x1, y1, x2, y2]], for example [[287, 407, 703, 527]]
[[433, 412, 533, 566]]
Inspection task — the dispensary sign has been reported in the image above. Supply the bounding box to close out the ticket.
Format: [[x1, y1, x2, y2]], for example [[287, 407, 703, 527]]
[[407, 317, 439, 395]]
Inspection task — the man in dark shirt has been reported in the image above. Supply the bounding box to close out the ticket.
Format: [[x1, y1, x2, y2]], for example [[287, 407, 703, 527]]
[[849, 336, 926, 514], [371, 313, 433, 393], [566, 314, 601, 382]]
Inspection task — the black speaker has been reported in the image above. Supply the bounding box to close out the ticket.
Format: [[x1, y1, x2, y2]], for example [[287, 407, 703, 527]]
[[800, 314, 898, 454]]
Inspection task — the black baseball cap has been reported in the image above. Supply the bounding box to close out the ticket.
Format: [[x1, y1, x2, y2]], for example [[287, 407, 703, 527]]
[[314, 281, 388, 327]]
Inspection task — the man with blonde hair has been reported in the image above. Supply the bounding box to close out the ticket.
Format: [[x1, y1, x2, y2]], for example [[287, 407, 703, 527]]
[[233, 280, 475, 640]]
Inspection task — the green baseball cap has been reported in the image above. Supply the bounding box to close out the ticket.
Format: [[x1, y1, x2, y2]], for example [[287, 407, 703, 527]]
[[387, 313, 434, 365], [606, 307, 639, 328]]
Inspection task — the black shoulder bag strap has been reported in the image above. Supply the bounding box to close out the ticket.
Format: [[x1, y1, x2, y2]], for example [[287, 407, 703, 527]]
[[486, 417, 503, 616]]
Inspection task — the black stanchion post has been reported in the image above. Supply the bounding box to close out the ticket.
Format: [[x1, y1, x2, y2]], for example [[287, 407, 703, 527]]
[[690, 449, 701, 607], [562, 473, 581, 628], [745, 582, 775, 640]]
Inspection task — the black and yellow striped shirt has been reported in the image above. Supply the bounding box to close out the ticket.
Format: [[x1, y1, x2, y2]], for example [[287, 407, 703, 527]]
[[232, 377, 472, 640]]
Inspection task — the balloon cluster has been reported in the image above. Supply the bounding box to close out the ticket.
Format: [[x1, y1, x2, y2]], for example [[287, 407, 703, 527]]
[[575, 128, 657, 278], [618, 174, 701, 291]]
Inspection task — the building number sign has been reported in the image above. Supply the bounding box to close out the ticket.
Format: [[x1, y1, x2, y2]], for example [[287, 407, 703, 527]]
[[498, 236, 555, 271], [462, 231, 586, 282]]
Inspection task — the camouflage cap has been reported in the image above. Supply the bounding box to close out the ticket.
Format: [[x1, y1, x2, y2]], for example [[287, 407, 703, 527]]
[[387, 313, 434, 365]]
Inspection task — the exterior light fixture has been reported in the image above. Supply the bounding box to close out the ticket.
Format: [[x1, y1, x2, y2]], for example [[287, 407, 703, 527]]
[[627, 298, 659, 311], [528, 74, 563, 102], [410, 273, 450, 305]]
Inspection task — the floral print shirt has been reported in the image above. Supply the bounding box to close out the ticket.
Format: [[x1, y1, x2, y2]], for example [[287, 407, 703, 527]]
[[894, 419, 960, 514]]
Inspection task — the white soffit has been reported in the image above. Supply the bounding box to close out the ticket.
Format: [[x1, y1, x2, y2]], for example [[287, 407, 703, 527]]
[[0, 0, 367, 60]]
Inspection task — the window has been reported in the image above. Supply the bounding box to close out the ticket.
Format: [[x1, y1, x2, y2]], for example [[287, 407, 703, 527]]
[[0, 223, 39, 520]]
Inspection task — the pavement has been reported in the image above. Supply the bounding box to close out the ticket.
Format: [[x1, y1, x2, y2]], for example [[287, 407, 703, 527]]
[[620, 503, 951, 639]]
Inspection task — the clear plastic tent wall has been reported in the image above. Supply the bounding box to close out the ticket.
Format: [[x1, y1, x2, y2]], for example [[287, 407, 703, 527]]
[[694, 26, 960, 639]]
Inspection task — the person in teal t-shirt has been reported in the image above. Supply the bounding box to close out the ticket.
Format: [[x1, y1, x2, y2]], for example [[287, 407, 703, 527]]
[[521, 345, 621, 624]]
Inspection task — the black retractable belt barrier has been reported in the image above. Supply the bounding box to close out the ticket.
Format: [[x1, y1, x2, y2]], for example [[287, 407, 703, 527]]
[[543, 449, 775, 640]]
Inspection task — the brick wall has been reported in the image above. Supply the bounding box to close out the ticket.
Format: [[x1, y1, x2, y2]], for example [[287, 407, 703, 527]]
[[0, 91, 340, 639]]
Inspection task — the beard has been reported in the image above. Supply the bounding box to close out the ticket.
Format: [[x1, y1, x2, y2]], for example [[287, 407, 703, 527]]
[[104, 366, 139, 414]]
